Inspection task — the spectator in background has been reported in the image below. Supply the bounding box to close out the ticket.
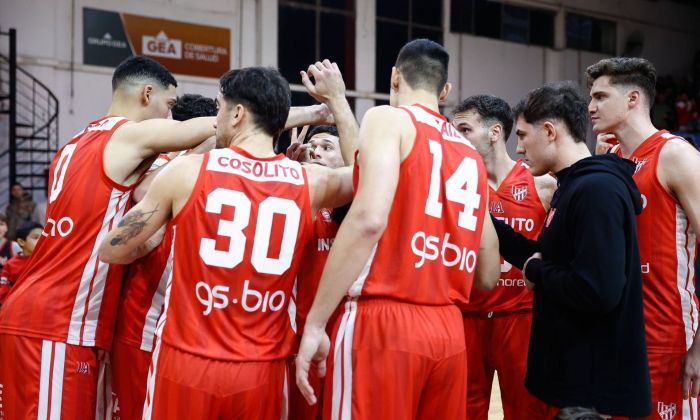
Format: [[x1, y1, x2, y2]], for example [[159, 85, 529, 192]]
[[675, 92, 694, 131], [651, 92, 672, 130], [689, 110, 700, 133], [0, 214, 20, 272], [4, 183, 39, 240], [0, 221, 42, 307]]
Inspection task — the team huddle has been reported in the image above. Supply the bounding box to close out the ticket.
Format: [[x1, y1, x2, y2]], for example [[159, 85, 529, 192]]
[[0, 38, 698, 420]]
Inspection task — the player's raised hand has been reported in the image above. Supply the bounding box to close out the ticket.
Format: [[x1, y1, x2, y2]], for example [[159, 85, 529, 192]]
[[595, 133, 618, 155], [287, 125, 312, 163], [296, 326, 330, 405], [301, 59, 346, 104], [681, 346, 700, 399]]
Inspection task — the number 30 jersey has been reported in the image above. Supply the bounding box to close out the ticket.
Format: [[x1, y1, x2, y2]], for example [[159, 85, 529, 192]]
[[160, 147, 313, 361], [348, 105, 488, 307], [0, 116, 135, 349]]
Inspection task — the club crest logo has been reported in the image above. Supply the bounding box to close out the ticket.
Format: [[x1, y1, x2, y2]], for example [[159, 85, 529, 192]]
[[657, 402, 676, 419], [320, 208, 332, 222], [632, 157, 648, 174], [511, 184, 528, 202]]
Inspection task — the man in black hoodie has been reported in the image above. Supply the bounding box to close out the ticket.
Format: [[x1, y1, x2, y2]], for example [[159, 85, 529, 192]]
[[494, 81, 651, 417]]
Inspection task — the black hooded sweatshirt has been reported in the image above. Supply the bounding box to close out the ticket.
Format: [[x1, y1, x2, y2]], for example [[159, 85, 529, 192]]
[[492, 153, 651, 416]]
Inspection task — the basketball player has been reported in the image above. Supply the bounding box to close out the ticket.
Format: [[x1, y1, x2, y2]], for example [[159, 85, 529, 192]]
[[587, 57, 700, 418], [0, 56, 218, 420], [287, 61, 359, 420], [452, 94, 555, 419], [109, 93, 218, 420], [98, 66, 353, 419], [296, 39, 500, 420]]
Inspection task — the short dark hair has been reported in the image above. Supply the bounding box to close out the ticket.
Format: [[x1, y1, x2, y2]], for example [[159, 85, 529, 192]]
[[306, 125, 339, 142], [586, 57, 656, 108], [395, 39, 449, 95], [514, 82, 588, 143], [453, 95, 514, 140], [15, 222, 43, 241], [0, 213, 7, 224], [112, 56, 177, 92], [171, 94, 216, 121], [219, 67, 291, 138]]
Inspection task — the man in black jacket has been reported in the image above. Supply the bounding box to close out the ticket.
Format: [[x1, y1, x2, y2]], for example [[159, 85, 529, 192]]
[[494, 81, 651, 417]]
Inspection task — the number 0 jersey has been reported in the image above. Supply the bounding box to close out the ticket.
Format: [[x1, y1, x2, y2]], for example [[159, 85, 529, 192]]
[[348, 104, 488, 306], [160, 147, 313, 361], [0, 116, 136, 349]]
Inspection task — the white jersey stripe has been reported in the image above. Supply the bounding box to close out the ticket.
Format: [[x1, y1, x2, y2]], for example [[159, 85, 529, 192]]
[[676, 205, 698, 350], [281, 366, 289, 420], [68, 188, 130, 346], [142, 230, 174, 419], [49, 342, 66, 420], [348, 245, 377, 297], [341, 300, 358, 420], [331, 301, 352, 420], [142, 336, 163, 420], [140, 248, 174, 352], [37, 340, 53, 419]]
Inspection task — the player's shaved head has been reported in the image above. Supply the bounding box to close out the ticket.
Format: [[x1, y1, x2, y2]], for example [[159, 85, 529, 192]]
[[586, 57, 656, 109], [111, 56, 177, 92], [395, 39, 449, 95], [219, 67, 291, 138]]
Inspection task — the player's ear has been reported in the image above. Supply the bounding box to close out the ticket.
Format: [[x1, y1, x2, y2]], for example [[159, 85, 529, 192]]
[[390, 67, 400, 92], [140, 84, 153, 106], [439, 82, 452, 103], [628, 90, 641, 110], [231, 104, 245, 127], [490, 123, 502, 144], [542, 121, 557, 143]]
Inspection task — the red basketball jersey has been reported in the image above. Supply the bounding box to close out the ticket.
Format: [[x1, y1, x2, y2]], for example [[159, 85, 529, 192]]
[[614, 130, 698, 353], [293, 208, 339, 333], [114, 227, 174, 353], [159, 146, 313, 361], [465, 160, 546, 313], [348, 105, 488, 306], [0, 116, 138, 349]]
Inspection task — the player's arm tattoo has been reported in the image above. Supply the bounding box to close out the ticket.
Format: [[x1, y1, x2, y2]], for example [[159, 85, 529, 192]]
[[109, 204, 159, 246]]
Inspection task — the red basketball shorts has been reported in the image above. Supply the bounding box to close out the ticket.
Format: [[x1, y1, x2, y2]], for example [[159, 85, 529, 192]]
[[463, 311, 546, 420], [323, 298, 467, 420], [142, 340, 288, 420], [110, 340, 152, 420], [0, 333, 111, 420]]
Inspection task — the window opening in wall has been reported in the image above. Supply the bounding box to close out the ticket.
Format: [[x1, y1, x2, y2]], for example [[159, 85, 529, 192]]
[[375, 0, 443, 96], [450, 0, 555, 48]]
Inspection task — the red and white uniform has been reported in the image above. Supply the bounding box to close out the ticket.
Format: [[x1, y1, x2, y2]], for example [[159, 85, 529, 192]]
[[0, 254, 31, 306], [0, 115, 136, 419], [111, 228, 173, 420], [290, 208, 339, 420], [463, 160, 547, 420], [144, 146, 313, 419], [614, 130, 698, 419], [325, 105, 488, 420]]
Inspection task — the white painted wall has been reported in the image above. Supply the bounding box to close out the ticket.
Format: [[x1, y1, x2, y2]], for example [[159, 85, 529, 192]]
[[1, 0, 699, 149]]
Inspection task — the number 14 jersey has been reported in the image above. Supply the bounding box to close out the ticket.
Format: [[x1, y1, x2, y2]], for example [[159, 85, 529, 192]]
[[160, 147, 313, 361], [348, 105, 488, 307]]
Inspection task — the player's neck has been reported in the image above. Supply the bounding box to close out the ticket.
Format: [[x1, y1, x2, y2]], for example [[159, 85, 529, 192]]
[[551, 140, 591, 174], [396, 90, 440, 114], [486, 146, 516, 189], [612, 114, 658, 158], [228, 130, 276, 158], [107, 99, 146, 122]]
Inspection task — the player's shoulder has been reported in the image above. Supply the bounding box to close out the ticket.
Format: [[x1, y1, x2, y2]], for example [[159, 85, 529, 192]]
[[659, 136, 700, 161], [361, 105, 411, 125]]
